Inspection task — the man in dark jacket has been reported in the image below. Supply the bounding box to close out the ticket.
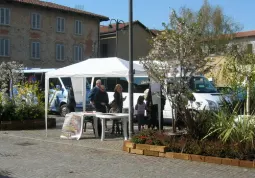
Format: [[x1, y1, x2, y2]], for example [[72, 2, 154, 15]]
[[94, 85, 108, 137], [67, 87, 76, 112], [88, 79, 101, 106], [94, 85, 109, 113]]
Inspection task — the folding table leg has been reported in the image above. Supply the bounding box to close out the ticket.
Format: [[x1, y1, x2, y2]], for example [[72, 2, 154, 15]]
[[101, 118, 105, 141], [122, 118, 128, 140], [93, 117, 99, 137]]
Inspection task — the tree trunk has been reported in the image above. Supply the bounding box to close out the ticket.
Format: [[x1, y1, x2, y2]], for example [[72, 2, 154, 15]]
[[246, 76, 251, 115]]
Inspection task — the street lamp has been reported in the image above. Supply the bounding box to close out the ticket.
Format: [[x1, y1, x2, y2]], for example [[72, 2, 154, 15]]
[[108, 19, 125, 57], [128, 0, 134, 139]]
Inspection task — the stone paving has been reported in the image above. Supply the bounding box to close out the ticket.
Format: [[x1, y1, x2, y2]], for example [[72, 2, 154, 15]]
[[1, 119, 255, 178]]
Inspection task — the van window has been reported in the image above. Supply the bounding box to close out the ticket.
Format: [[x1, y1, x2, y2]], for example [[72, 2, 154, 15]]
[[91, 77, 149, 93], [133, 77, 149, 93], [61, 77, 72, 89], [49, 78, 61, 89]]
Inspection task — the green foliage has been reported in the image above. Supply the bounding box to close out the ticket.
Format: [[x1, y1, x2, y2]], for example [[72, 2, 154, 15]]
[[0, 82, 45, 121], [204, 104, 255, 151]]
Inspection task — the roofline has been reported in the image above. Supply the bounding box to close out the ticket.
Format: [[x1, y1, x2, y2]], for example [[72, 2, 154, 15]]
[[100, 20, 156, 36], [8, 0, 109, 21]]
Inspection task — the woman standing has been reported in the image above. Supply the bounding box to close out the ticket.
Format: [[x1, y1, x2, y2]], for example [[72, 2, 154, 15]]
[[113, 84, 126, 113], [110, 84, 126, 134]]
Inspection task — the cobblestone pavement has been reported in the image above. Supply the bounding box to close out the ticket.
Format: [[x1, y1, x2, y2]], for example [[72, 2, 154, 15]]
[[1, 121, 255, 177]]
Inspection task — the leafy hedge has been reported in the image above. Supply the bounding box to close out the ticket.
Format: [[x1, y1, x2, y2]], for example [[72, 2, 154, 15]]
[[0, 101, 44, 121]]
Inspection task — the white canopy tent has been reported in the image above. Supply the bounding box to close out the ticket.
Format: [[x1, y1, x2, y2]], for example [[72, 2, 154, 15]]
[[44, 57, 147, 136]]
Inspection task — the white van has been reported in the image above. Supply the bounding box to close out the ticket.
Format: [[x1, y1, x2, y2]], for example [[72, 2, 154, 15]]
[[163, 75, 228, 119]]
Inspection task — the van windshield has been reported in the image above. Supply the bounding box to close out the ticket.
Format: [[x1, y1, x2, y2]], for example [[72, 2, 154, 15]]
[[189, 76, 218, 93]]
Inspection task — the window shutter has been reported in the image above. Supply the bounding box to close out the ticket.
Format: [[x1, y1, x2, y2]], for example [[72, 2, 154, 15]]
[[61, 18, 64, 32], [0, 8, 4, 24], [80, 21, 82, 34], [0, 39, 3, 56], [5, 8, 10, 25], [36, 42, 40, 58], [79, 46, 82, 61], [37, 14, 40, 29], [4, 39, 9, 56], [32, 14, 36, 28], [75, 21, 78, 34], [57, 18, 60, 32], [61, 45, 64, 60], [32, 42, 35, 58]]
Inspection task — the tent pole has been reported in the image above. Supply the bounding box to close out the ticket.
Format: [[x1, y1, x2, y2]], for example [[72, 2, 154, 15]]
[[45, 76, 49, 137], [82, 77, 86, 112]]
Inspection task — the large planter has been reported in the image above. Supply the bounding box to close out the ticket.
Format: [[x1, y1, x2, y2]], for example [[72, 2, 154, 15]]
[[123, 141, 255, 169], [0, 118, 56, 130]]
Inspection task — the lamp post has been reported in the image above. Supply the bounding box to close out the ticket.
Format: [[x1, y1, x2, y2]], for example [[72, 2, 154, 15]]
[[109, 19, 125, 57], [128, 0, 134, 139]]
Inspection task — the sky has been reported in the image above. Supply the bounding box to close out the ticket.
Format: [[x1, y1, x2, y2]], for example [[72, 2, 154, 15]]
[[47, 0, 254, 31]]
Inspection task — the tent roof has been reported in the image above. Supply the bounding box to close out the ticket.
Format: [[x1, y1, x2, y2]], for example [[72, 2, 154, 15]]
[[46, 57, 147, 79]]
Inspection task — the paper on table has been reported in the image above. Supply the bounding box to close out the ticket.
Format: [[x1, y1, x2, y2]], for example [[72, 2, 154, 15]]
[[60, 113, 83, 140]]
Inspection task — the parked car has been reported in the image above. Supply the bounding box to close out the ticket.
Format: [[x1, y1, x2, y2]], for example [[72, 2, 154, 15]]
[[216, 86, 246, 102]]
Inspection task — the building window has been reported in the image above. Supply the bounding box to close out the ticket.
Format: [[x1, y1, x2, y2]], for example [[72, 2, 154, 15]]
[[31, 42, 40, 59], [31, 13, 41, 29], [56, 17, 65, 33], [0, 38, 10, 57], [101, 44, 108, 57], [75, 20, 82, 35], [74, 45, 83, 61], [0, 8, 10, 25], [56, 44, 64, 61]]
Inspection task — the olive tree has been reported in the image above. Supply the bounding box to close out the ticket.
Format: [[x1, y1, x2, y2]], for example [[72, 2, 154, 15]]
[[223, 42, 255, 115], [140, 0, 240, 135], [0, 61, 24, 97]]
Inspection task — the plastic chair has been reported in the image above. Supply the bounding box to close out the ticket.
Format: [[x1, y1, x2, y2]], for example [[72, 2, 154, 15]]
[[83, 116, 95, 135]]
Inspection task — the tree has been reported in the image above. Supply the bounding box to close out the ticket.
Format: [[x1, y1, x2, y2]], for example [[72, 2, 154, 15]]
[[140, 0, 240, 135], [0, 61, 24, 97], [223, 42, 255, 115]]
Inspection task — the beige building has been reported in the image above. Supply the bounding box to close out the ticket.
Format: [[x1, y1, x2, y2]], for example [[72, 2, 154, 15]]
[[0, 0, 108, 68], [100, 21, 156, 60], [205, 30, 255, 86]]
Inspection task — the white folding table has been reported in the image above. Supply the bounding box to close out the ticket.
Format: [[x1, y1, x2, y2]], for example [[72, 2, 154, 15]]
[[95, 113, 129, 141]]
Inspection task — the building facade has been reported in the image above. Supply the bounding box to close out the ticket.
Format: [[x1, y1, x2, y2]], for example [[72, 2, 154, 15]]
[[100, 21, 156, 60], [0, 0, 108, 68]]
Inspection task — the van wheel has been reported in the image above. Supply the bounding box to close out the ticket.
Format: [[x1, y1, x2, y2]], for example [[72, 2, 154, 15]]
[[60, 104, 68, 117]]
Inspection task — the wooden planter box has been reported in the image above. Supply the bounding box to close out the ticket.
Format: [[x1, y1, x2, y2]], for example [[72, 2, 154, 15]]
[[0, 118, 56, 130], [173, 152, 190, 160], [222, 158, 239, 167], [205, 156, 222, 164], [189, 154, 205, 162], [123, 141, 255, 169], [239, 160, 254, 168]]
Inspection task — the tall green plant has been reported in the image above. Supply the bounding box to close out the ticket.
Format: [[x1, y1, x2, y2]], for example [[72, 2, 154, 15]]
[[204, 103, 255, 150]]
